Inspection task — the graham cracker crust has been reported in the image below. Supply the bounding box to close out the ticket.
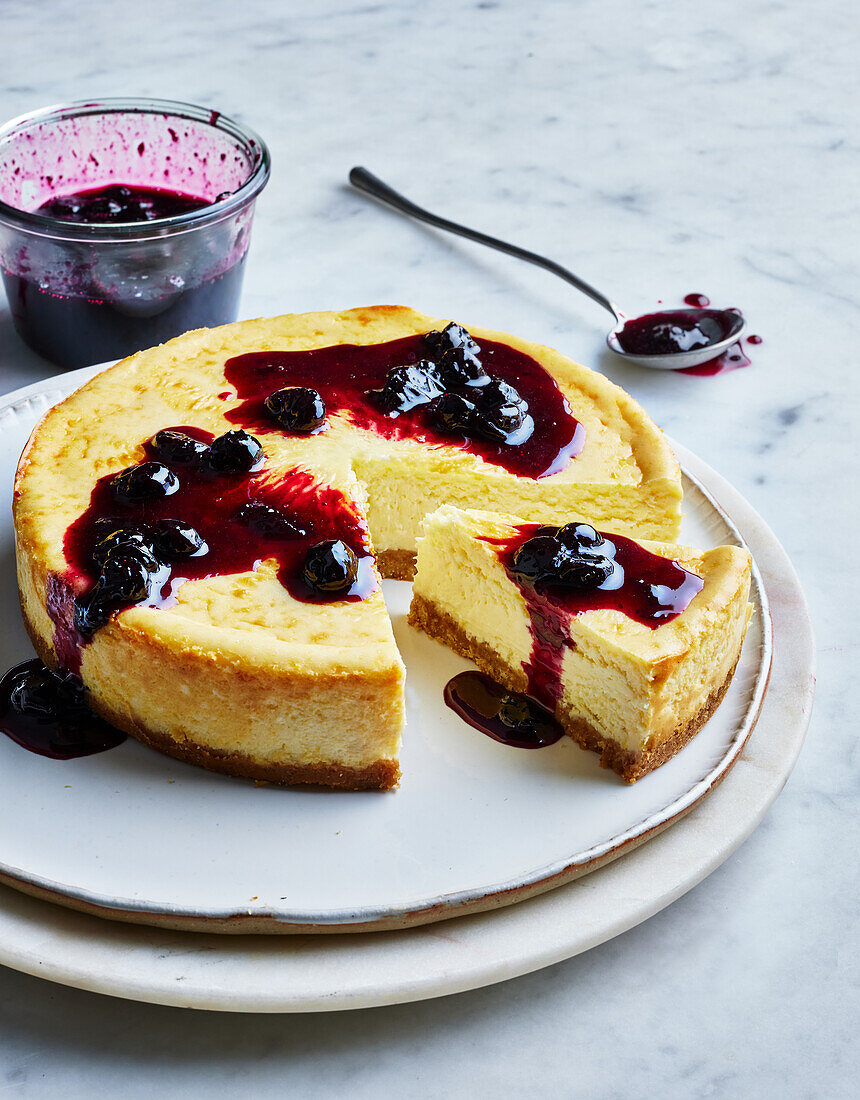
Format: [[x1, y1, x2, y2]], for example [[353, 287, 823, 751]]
[[376, 549, 417, 580], [23, 609, 400, 792], [408, 593, 740, 783]]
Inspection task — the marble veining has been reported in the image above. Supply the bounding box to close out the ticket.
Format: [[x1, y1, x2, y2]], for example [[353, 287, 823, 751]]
[[0, 0, 856, 1096]]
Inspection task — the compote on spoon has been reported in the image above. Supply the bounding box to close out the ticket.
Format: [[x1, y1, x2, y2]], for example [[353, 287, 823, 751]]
[[349, 167, 745, 371]]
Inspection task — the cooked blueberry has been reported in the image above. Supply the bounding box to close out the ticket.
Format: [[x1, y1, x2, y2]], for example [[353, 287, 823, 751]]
[[234, 502, 310, 539], [432, 391, 478, 435], [510, 535, 566, 584], [208, 430, 264, 474], [264, 387, 327, 433], [479, 379, 522, 407], [92, 525, 155, 567], [369, 362, 445, 414], [8, 664, 82, 719], [497, 693, 546, 737], [557, 554, 615, 589], [423, 322, 481, 362], [152, 518, 208, 560], [111, 462, 179, 505], [73, 591, 113, 636], [436, 346, 489, 389], [557, 522, 605, 551], [302, 539, 359, 596], [99, 554, 156, 604], [149, 429, 210, 465]]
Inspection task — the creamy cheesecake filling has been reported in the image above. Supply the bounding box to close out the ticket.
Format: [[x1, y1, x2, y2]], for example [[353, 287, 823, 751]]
[[410, 506, 753, 779]]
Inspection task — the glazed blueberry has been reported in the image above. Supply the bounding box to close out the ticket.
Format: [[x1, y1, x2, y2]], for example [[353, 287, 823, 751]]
[[73, 591, 112, 636], [496, 692, 548, 738], [510, 535, 567, 584], [208, 430, 264, 474], [99, 553, 158, 603], [557, 522, 605, 551], [432, 391, 478, 435], [467, 378, 532, 445], [91, 524, 156, 568], [8, 663, 82, 720], [369, 362, 445, 414], [111, 461, 179, 505], [302, 539, 359, 596], [423, 322, 481, 364], [149, 429, 210, 466], [234, 502, 310, 539], [152, 518, 208, 560], [264, 387, 327, 433], [557, 553, 615, 589], [436, 346, 489, 389]]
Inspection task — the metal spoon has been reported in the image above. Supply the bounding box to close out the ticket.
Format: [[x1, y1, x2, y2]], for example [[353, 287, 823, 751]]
[[349, 167, 745, 370]]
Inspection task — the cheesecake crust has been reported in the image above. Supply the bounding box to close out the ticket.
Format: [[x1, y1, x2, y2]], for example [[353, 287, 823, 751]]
[[408, 593, 740, 783], [376, 549, 417, 580]]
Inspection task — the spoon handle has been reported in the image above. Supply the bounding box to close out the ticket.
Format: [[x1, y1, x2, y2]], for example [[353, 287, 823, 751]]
[[349, 166, 621, 323]]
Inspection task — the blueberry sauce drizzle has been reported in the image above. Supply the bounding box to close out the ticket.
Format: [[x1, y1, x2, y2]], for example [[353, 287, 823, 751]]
[[52, 426, 376, 673], [444, 671, 564, 749], [223, 331, 585, 480], [36, 183, 210, 224], [0, 659, 126, 759]]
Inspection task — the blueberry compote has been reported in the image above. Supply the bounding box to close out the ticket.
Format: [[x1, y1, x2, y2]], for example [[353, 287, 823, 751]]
[[52, 426, 376, 673], [36, 184, 210, 224], [444, 523, 703, 747], [444, 671, 564, 749], [616, 309, 739, 357], [4, 183, 244, 369], [0, 659, 125, 759], [224, 323, 585, 479]]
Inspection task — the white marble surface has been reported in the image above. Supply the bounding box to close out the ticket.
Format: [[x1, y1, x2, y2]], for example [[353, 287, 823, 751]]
[[0, 0, 856, 1095]]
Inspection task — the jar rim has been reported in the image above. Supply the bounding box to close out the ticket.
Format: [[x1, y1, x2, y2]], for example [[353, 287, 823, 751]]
[[0, 97, 271, 241]]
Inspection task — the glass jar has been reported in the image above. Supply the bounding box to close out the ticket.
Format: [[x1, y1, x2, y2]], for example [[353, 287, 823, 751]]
[[0, 97, 270, 369]]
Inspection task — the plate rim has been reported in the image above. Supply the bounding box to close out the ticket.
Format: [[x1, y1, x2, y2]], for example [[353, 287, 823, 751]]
[[0, 368, 772, 931], [0, 434, 813, 1011]]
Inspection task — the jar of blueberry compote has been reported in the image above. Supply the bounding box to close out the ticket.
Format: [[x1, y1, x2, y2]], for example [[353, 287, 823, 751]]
[[0, 98, 270, 368]]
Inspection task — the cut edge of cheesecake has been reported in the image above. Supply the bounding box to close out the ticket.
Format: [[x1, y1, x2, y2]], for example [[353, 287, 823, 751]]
[[408, 505, 753, 783]]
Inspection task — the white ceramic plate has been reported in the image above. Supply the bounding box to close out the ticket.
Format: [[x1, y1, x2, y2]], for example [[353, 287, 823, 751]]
[[0, 366, 770, 933], [0, 438, 811, 1011]]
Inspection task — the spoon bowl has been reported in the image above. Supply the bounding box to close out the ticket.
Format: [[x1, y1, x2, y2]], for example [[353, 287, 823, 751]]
[[606, 308, 746, 371]]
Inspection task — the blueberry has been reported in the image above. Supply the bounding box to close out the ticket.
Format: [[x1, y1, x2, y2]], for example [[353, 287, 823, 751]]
[[234, 502, 310, 539], [557, 554, 615, 589], [208, 430, 264, 474], [496, 693, 547, 737], [423, 322, 481, 362], [150, 429, 210, 465], [510, 535, 566, 584], [302, 539, 359, 596], [470, 378, 532, 445], [152, 518, 208, 560], [8, 664, 82, 720], [432, 392, 478, 435], [92, 525, 156, 568], [100, 554, 157, 604], [436, 346, 489, 389], [369, 362, 445, 414], [73, 591, 112, 636], [111, 462, 179, 505], [558, 522, 604, 551], [264, 387, 327, 433]]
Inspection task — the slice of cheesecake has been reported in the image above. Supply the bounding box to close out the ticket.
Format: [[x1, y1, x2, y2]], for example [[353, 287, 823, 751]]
[[409, 506, 753, 782]]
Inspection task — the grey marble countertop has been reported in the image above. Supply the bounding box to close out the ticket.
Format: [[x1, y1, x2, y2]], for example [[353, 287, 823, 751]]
[[0, 0, 856, 1096]]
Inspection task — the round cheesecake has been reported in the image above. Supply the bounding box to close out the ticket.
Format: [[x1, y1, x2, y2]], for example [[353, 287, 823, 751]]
[[14, 305, 685, 788]]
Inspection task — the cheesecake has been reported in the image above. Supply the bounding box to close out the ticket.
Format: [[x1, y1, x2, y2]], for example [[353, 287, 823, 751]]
[[409, 506, 752, 781], [14, 305, 686, 789]]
